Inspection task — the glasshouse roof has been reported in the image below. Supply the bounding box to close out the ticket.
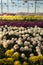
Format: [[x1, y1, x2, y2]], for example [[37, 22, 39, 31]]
[[0, 0, 43, 14]]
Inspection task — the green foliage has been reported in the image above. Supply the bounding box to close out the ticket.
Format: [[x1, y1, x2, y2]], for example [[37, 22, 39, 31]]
[[0, 44, 5, 59]]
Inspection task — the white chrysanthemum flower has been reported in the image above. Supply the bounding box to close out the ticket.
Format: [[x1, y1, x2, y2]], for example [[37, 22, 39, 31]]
[[36, 34, 39, 37], [10, 30, 14, 35], [24, 30, 28, 33], [34, 27, 38, 33], [24, 57, 27, 60], [41, 45, 43, 49], [24, 41, 27, 45], [13, 26, 18, 30], [21, 53, 26, 59], [38, 28, 41, 33], [9, 32, 11, 35], [34, 37, 38, 41], [33, 33, 36, 36], [14, 38, 17, 41], [0, 33, 3, 39], [10, 39, 14, 44], [19, 34, 22, 37], [15, 30, 18, 32], [34, 26, 38, 30], [30, 53, 34, 57], [5, 25, 8, 28], [38, 36, 42, 41], [30, 27, 33, 31], [11, 48, 14, 51], [3, 28, 6, 30], [20, 47, 24, 51], [8, 27, 12, 31], [24, 46, 29, 51], [11, 38, 15, 41], [32, 41, 36, 45], [16, 38, 23, 45], [40, 32, 43, 35], [21, 27, 25, 31], [36, 46, 41, 55], [37, 41, 40, 44], [7, 40, 11, 44], [24, 41, 30, 46], [1, 26, 3, 28], [15, 32, 19, 36], [0, 28, 2, 31], [19, 28, 21, 31], [19, 31, 22, 34], [5, 31, 8, 35], [23, 36, 26, 40], [25, 34, 29, 37], [3, 36, 6, 39], [3, 31, 6, 36], [27, 37, 30, 41], [13, 44, 19, 50], [3, 29, 7, 32], [29, 45, 33, 48], [28, 29, 31, 33], [2, 40, 8, 48], [22, 34, 25, 37], [19, 27, 25, 31], [28, 48, 32, 51], [38, 43, 41, 47], [31, 37, 34, 42], [21, 31, 25, 34]]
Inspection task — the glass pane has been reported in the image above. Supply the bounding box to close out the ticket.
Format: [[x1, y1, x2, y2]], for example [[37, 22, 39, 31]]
[[36, 1, 43, 13], [0, 0, 43, 14], [28, 1, 35, 13]]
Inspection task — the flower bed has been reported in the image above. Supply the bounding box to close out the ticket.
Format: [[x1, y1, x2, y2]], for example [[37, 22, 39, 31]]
[[0, 25, 43, 65], [0, 15, 43, 20], [0, 20, 43, 27]]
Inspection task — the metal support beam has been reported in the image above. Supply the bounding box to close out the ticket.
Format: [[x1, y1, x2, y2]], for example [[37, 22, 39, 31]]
[[1, 0, 3, 13], [35, 0, 36, 14], [7, 0, 9, 13]]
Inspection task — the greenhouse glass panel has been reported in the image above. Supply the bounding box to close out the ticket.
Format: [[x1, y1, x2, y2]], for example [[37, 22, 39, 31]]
[[36, 1, 43, 13], [0, 0, 43, 14]]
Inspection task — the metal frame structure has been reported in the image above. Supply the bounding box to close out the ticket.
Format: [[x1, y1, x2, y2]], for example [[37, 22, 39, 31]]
[[0, 0, 43, 14]]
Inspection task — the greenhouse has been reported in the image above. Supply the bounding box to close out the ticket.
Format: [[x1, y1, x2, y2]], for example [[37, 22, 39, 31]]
[[0, 0, 43, 65], [0, 0, 43, 14]]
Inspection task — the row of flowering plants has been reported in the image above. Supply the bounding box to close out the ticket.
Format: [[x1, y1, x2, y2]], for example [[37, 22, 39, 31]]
[[0, 15, 43, 21], [0, 21, 43, 27], [0, 25, 43, 65], [0, 51, 43, 65]]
